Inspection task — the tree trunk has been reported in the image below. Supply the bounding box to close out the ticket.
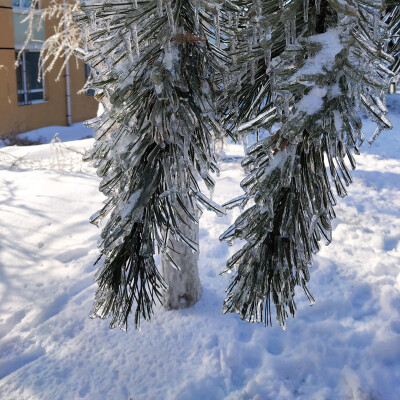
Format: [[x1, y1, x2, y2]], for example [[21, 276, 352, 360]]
[[161, 203, 201, 310]]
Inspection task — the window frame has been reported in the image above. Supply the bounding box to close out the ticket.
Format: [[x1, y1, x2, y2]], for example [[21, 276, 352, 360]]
[[15, 47, 46, 106]]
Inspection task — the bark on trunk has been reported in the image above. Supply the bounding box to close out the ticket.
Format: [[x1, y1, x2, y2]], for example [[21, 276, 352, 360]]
[[161, 203, 201, 310]]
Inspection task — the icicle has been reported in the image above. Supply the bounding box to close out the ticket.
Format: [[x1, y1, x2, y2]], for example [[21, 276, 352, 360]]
[[252, 26, 258, 48], [106, 18, 111, 34], [237, 66, 243, 91], [256, 0, 262, 18], [123, 32, 134, 63], [231, 35, 237, 66], [283, 92, 290, 116], [194, 1, 200, 31], [164, 41, 173, 70], [166, 0, 175, 33], [381, 91, 387, 107], [264, 26, 272, 70], [214, 6, 221, 49], [308, 214, 318, 238], [270, 72, 276, 97], [315, 0, 321, 15], [373, 9, 380, 42], [128, 114, 137, 128], [242, 133, 249, 155], [88, 11, 97, 31], [183, 135, 189, 162], [130, 24, 140, 57], [83, 24, 89, 52], [304, 0, 309, 22], [132, 0, 137, 8], [290, 17, 296, 44], [169, 112, 178, 134], [162, 158, 174, 196], [266, 25, 272, 42], [279, 0, 284, 10], [228, 11, 232, 27], [158, 0, 163, 17], [354, 84, 360, 111], [368, 125, 384, 146], [266, 197, 274, 216], [285, 20, 291, 46], [250, 59, 256, 85], [264, 47, 271, 72], [347, 81, 352, 99], [209, 182, 215, 201], [228, 98, 233, 116], [234, 98, 239, 118], [223, 69, 230, 98]]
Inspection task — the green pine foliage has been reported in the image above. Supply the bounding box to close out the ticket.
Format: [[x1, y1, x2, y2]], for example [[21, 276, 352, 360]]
[[74, 0, 400, 330], [220, 0, 400, 328], [74, 0, 230, 330]]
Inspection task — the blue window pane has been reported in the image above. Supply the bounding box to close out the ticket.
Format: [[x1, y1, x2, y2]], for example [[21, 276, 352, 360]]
[[13, 0, 38, 8], [28, 91, 44, 102], [25, 52, 43, 91]]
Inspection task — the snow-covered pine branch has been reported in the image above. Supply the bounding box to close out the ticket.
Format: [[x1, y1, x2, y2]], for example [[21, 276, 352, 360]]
[[220, 0, 400, 329], [74, 0, 229, 329], [73, 0, 399, 331]]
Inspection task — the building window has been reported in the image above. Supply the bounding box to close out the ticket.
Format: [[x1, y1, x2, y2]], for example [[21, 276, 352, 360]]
[[13, 0, 39, 9], [16, 50, 45, 105]]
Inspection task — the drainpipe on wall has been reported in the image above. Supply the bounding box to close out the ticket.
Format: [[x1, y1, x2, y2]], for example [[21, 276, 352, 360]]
[[63, 0, 72, 126]]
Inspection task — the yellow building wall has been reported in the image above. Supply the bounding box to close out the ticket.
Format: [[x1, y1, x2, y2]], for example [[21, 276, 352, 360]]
[[0, 3, 13, 49], [0, 0, 12, 8], [69, 60, 98, 124], [0, 0, 98, 138]]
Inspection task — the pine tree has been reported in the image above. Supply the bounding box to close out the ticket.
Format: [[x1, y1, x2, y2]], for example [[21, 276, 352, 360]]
[[74, 0, 231, 329], [74, 0, 399, 330], [220, 0, 400, 328]]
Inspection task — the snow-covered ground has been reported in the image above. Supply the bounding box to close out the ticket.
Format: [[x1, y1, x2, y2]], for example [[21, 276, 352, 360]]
[[0, 122, 94, 147], [0, 96, 400, 400]]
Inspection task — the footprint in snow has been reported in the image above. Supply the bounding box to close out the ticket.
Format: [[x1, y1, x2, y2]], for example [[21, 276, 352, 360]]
[[384, 236, 400, 252], [0, 310, 26, 340], [390, 320, 400, 335], [267, 337, 284, 355], [238, 328, 253, 344], [55, 247, 88, 263]]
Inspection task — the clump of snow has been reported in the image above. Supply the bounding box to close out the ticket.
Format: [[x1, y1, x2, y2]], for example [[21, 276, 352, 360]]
[[0, 96, 399, 399], [296, 86, 327, 115], [333, 109, 343, 132], [293, 28, 343, 81], [290, 29, 343, 116]]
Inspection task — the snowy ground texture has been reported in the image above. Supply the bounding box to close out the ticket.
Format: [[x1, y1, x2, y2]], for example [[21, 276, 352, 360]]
[[1, 96, 400, 400]]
